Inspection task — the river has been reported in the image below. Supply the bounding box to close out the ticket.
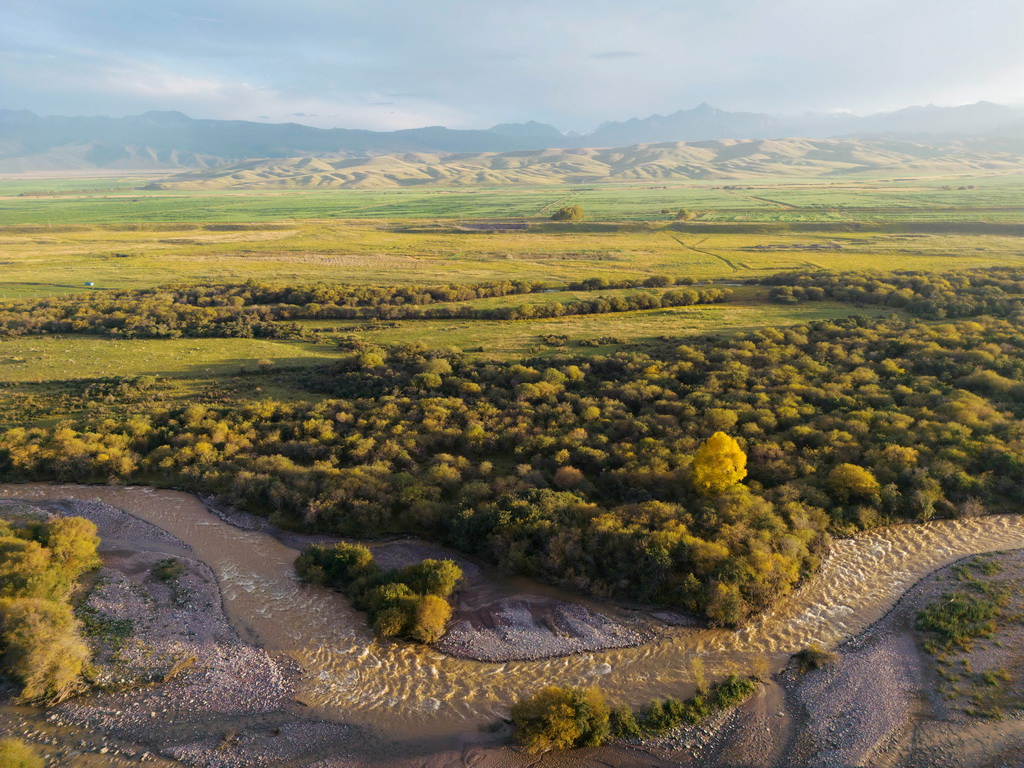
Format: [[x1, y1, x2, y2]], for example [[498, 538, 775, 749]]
[[2, 483, 1023, 736]]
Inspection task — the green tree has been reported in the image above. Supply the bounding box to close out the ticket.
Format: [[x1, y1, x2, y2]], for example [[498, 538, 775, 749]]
[[691, 432, 748, 495], [828, 463, 881, 502], [400, 559, 463, 598]]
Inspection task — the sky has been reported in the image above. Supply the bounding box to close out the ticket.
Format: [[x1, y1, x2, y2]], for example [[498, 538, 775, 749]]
[[3, 0, 1023, 132]]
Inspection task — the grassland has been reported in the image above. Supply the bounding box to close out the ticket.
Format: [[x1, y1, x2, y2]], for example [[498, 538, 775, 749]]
[[0, 336, 342, 383], [305, 300, 899, 360], [2, 172, 1023, 225], [2, 218, 1024, 298]]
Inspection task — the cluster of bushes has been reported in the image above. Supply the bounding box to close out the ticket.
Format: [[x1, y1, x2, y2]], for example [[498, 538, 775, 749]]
[[0, 515, 99, 701], [8, 299, 1024, 623], [759, 267, 1024, 319], [0, 279, 551, 339], [510, 675, 757, 753], [567, 275, 697, 291], [294, 542, 462, 643]]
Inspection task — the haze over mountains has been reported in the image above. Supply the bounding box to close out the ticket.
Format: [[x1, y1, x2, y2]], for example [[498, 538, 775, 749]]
[[2, 101, 1024, 175]]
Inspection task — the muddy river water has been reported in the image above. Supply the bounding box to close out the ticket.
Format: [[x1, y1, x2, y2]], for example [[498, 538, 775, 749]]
[[3, 483, 1024, 737]]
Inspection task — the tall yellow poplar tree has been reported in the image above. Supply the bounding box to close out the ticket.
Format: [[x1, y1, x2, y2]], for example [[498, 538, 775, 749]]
[[692, 432, 747, 495]]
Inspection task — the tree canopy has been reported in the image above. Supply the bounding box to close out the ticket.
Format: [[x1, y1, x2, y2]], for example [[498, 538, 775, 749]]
[[691, 432, 748, 495]]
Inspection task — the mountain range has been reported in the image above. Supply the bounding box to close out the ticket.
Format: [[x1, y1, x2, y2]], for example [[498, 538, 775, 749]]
[[1, 102, 1023, 173]]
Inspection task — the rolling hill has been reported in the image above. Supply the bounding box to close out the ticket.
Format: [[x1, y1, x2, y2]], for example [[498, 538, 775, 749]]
[[144, 137, 1024, 189]]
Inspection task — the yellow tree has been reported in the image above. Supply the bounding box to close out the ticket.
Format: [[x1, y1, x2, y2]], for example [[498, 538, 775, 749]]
[[692, 432, 747, 495]]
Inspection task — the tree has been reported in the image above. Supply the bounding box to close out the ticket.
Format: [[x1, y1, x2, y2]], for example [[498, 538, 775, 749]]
[[0, 538, 58, 600], [551, 205, 584, 222], [675, 208, 696, 221], [553, 466, 584, 489], [828, 463, 880, 502], [401, 559, 463, 598], [691, 432, 748, 495]]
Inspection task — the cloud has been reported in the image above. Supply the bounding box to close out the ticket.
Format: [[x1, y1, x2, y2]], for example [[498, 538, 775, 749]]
[[2, 0, 1023, 131]]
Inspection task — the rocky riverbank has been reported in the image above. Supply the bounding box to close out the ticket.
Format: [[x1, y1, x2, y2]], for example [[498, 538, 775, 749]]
[[0, 499, 362, 767]]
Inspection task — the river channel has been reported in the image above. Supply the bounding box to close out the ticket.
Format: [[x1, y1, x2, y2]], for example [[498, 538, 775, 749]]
[[3, 483, 1024, 736]]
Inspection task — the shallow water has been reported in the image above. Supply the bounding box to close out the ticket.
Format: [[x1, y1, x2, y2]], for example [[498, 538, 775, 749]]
[[3, 483, 1023, 736]]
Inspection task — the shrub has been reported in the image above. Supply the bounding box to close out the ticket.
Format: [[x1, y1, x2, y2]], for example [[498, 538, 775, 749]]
[[794, 644, 839, 673], [636, 675, 758, 738], [152, 557, 185, 582], [511, 686, 609, 753], [708, 675, 758, 709], [609, 705, 642, 738], [917, 586, 1009, 652], [373, 605, 409, 638]]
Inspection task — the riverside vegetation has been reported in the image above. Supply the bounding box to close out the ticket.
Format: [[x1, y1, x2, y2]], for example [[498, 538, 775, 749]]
[[509, 674, 757, 753]]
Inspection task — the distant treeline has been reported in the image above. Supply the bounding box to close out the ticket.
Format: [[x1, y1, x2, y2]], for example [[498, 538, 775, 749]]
[[759, 267, 1024, 319], [0, 278, 728, 339]]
